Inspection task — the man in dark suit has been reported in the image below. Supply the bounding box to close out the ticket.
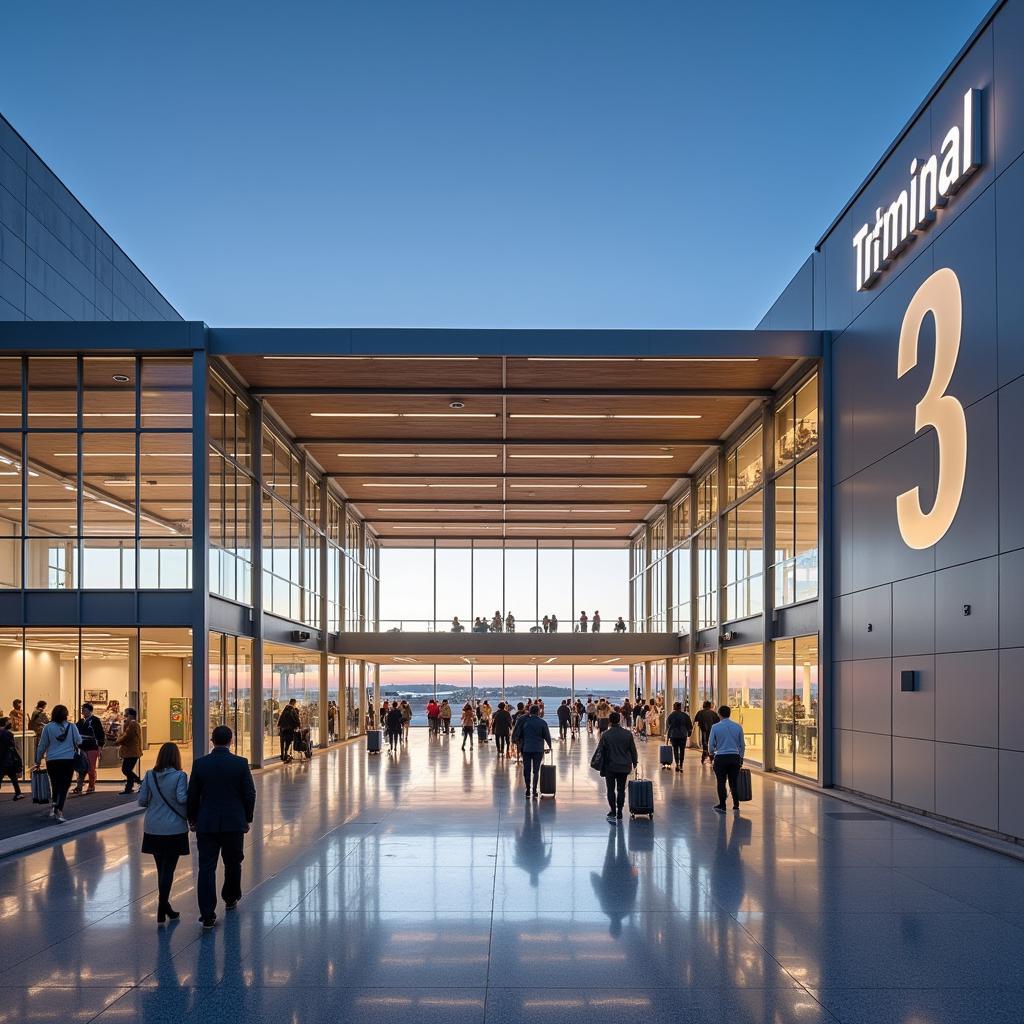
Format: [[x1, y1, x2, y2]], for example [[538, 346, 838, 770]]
[[186, 725, 257, 929]]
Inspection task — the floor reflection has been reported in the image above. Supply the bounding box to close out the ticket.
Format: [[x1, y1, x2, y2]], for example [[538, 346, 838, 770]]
[[1, 729, 1022, 1024]]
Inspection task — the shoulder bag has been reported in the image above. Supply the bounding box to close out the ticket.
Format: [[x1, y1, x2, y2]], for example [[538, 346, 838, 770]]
[[146, 770, 188, 822]]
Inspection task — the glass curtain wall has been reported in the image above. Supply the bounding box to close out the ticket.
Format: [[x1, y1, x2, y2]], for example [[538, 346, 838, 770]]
[[630, 533, 646, 631], [0, 356, 194, 591], [208, 372, 252, 604], [725, 642, 764, 765], [263, 642, 321, 761], [1, 627, 193, 781], [208, 632, 253, 763], [773, 375, 819, 606], [695, 469, 718, 631], [378, 542, 628, 633], [648, 516, 667, 631], [670, 495, 690, 635], [774, 635, 819, 779]]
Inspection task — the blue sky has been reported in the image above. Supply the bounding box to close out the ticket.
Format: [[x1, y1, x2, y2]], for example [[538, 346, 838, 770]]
[[0, 0, 993, 328]]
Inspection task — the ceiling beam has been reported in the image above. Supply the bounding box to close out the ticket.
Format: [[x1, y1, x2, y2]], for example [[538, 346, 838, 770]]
[[297, 437, 722, 447], [328, 471, 687, 480], [251, 386, 771, 399], [348, 499, 668, 507], [368, 518, 644, 526]]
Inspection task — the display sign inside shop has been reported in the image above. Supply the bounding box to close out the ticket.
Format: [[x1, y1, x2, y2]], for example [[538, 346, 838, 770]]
[[853, 89, 981, 291]]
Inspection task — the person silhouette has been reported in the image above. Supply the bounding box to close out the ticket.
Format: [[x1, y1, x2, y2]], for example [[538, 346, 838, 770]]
[[590, 825, 638, 936], [513, 799, 552, 886]]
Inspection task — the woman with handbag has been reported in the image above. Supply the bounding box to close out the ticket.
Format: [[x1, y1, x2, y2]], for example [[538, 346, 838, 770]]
[[34, 705, 81, 823], [0, 716, 24, 800], [137, 742, 189, 924]]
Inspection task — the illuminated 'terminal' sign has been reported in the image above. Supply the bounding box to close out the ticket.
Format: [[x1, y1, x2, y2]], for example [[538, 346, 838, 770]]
[[853, 89, 981, 291]]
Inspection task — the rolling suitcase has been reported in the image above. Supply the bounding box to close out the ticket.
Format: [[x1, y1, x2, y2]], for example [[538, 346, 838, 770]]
[[736, 767, 753, 802], [627, 772, 654, 819], [659, 744, 673, 769], [477, 721, 488, 742], [31, 768, 51, 804], [366, 729, 382, 754], [539, 754, 556, 798]]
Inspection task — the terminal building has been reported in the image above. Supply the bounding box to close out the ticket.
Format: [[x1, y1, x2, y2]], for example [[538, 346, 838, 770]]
[[0, 0, 1022, 843]]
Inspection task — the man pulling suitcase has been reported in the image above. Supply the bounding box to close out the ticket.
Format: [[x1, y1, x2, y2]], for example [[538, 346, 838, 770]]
[[512, 705, 552, 799], [590, 711, 638, 822]]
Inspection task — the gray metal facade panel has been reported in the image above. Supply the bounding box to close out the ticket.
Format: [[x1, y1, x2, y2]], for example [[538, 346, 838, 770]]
[[0, 114, 180, 324], [934, 393, 999, 570], [993, 0, 1024, 175], [892, 573, 936, 658], [996, 154, 1024, 386], [998, 647, 1024, 751], [892, 654, 936, 741], [893, 736, 936, 812]]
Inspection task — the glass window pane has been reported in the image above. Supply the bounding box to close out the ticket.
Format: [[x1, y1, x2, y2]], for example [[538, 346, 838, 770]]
[[82, 539, 135, 588], [139, 433, 191, 537], [0, 357, 22, 428], [28, 357, 77, 429], [27, 433, 77, 537], [81, 433, 136, 536], [435, 545, 471, 631], [726, 642, 763, 765], [795, 454, 818, 602], [141, 357, 192, 428], [83, 356, 135, 426], [503, 545, 537, 631], [538, 544, 572, 631]]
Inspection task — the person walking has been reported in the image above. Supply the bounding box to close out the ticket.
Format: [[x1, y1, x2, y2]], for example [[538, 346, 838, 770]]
[[73, 702, 106, 795], [512, 705, 552, 798], [0, 717, 24, 800], [481, 700, 493, 736], [33, 705, 80, 823], [621, 698, 633, 730], [708, 705, 746, 813], [647, 698, 663, 738], [634, 700, 648, 741], [556, 700, 571, 742], [460, 702, 476, 750], [426, 698, 440, 735], [186, 725, 257, 930], [8, 699, 23, 732], [277, 698, 301, 762], [385, 702, 404, 753], [400, 700, 413, 742], [592, 711, 638, 821], [694, 701, 720, 766], [327, 700, 337, 742], [571, 699, 583, 740], [549, 614, 559, 633], [596, 698, 612, 733], [586, 697, 597, 735], [117, 707, 143, 793], [578, 610, 588, 633], [665, 702, 693, 772], [492, 701, 512, 756], [440, 699, 452, 735], [592, 611, 601, 633], [542, 615, 551, 634], [138, 742, 189, 923], [28, 701, 49, 742], [505, 612, 515, 633]]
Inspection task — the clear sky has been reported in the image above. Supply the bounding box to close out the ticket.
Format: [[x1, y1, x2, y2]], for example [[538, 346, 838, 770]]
[[0, 0, 994, 329]]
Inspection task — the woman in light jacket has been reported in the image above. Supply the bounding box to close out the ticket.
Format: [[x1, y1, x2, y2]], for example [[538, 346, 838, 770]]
[[34, 704, 81, 823], [138, 742, 189, 923]]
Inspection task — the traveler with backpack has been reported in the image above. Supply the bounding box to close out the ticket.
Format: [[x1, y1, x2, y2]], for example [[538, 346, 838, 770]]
[[34, 705, 81, 823]]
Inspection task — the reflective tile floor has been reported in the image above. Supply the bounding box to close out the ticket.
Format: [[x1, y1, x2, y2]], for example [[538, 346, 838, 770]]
[[3, 730, 1024, 1024]]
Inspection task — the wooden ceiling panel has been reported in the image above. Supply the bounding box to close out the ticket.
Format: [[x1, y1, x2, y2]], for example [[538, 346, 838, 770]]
[[266, 394, 503, 440], [227, 356, 503, 390], [504, 395, 751, 440], [504, 356, 795, 390]]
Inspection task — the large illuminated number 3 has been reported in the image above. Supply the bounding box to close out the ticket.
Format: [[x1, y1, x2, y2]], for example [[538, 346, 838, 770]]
[[896, 267, 967, 550]]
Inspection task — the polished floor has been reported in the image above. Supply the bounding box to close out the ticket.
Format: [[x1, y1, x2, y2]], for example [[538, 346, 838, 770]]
[[3, 729, 1024, 1024]]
